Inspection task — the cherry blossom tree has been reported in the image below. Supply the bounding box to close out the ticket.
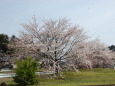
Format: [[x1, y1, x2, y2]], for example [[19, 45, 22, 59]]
[[71, 38, 114, 69], [69, 42, 92, 69], [87, 39, 114, 68], [18, 17, 87, 75]]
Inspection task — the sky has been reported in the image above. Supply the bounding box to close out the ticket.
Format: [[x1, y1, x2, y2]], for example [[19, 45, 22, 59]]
[[0, 0, 115, 45]]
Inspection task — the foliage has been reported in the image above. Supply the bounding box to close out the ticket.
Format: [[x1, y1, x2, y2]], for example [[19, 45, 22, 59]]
[[13, 57, 39, 85], [17, 17, 87, 75], [11, 17, 115, 75], [0, 34, 9, 53], [70, 38, 114, 69], [0, 34, 16, 55], [109, 45, 115, 52]]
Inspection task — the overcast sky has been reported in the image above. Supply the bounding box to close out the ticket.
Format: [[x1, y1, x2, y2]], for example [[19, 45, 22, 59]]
[[0, 0, 115, 45]]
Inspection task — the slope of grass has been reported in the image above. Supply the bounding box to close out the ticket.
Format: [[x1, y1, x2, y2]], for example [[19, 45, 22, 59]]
[[0, 68, 115, 86]]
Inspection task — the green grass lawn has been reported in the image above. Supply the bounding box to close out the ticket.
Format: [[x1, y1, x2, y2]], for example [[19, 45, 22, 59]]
[[0, 68, 115, 86]]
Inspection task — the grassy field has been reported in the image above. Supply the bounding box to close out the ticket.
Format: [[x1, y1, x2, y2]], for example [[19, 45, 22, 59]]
[[0, 68, 115, 86]]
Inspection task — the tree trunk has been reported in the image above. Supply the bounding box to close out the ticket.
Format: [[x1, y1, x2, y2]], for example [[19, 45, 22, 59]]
[[53, 60, 60, 77]]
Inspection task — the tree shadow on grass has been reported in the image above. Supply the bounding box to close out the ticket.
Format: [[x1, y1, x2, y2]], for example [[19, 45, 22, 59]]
[[7, 84, 18, 86], [8, 84, 27, 86], [8, 84, 39, 86]]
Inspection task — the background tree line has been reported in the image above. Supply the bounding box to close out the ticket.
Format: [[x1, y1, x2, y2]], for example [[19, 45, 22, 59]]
[[0, 34, 16, 56], [0, 17, 115, 76]]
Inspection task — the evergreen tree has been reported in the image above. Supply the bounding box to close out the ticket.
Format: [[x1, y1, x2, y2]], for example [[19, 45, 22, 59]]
[[14, 57, 39, 85], [0, 34, 9, 53]]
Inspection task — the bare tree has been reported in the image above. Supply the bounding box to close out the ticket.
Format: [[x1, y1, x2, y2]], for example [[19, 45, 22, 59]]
[[18, 17, 87, 75]]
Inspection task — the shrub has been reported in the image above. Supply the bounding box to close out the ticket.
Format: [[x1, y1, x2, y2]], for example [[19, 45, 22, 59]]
[[13, 57, 39, 85]]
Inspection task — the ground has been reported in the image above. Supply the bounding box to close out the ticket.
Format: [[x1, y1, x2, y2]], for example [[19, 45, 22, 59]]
[[0, 68, 115, 86]]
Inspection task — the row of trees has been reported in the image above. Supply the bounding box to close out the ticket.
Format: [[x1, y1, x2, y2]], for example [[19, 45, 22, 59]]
[[13, 17, 115, 75], [0, 34, 16, 60], [0, 17, 115, 75]]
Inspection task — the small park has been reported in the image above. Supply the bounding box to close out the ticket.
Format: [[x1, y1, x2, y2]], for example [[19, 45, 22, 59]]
[[0, 17, 115, 86]]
